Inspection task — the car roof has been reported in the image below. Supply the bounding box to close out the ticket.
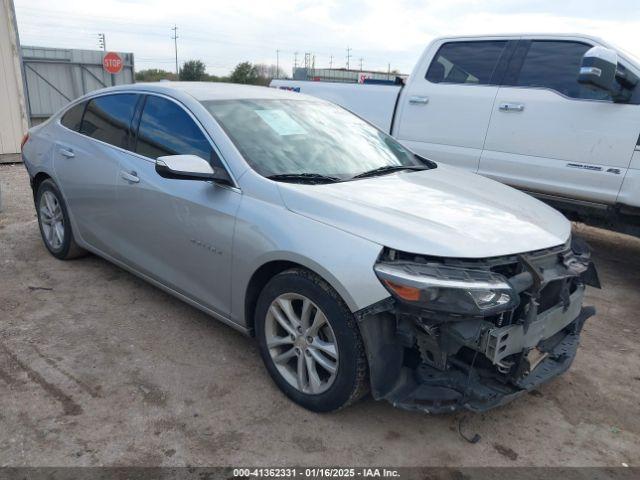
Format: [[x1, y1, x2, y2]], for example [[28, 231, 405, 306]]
[[99, 81, 318, 102]]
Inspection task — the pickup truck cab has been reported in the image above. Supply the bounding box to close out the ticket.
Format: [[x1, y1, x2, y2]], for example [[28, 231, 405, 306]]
[[272, 34, 640, 236]]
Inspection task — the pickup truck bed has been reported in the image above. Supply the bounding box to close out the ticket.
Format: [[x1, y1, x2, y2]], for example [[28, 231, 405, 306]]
[[271, 80, 401, 133]]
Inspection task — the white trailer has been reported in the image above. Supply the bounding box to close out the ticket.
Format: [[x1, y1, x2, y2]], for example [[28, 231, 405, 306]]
[[0, 0, 28, 161]]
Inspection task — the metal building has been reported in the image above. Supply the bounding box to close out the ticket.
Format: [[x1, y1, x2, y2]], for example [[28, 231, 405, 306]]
[[22, 46, 135, 125], [292, 67, 408, 84], [0, 0, 28, 161]]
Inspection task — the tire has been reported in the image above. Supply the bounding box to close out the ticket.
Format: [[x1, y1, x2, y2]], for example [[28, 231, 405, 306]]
[[255, 268, 369, 412], [36, 179, 87, 260]]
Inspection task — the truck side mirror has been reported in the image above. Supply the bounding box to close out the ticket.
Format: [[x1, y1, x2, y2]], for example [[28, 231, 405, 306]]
[[578, 46, 618, 92]]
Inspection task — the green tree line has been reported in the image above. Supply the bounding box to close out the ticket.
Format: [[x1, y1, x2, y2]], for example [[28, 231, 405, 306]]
[[135, 60, 288, 85]]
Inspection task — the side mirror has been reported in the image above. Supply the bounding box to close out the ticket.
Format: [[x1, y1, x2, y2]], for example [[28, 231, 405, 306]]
[[155, 154, 232, 185], [578, 46, 618, 92]]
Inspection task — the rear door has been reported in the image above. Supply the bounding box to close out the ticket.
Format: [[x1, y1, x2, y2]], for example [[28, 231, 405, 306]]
[[479, 38, 640, 204], [114, 94, 240, 316], [394, 39, 515, 171], [53, 93, 138, 256]]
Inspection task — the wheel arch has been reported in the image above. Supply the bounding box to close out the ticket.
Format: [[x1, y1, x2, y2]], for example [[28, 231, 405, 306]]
[[31, 171, 52, 200], [243, 256, 360, 336]]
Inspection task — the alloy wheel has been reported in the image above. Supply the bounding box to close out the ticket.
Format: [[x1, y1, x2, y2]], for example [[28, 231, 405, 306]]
[[264, 293, 339, 395], [39, 191, 65, 251]]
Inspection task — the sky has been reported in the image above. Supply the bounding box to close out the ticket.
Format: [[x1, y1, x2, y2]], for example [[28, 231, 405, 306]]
[[12, 0, 640, 77]]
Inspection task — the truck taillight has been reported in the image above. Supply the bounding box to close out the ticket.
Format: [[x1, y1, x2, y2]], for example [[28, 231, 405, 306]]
[[20, 133, 29, 151]]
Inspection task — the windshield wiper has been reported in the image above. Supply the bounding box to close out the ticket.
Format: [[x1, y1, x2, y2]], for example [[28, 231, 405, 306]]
[[351, 165, 428, 180], [267, 173, 342, 184]]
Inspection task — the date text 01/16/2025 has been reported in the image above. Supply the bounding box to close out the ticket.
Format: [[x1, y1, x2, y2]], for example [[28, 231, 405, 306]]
[[232, 468, 401, 478]]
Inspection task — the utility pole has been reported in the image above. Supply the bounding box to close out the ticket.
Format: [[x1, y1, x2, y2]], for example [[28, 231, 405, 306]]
[[346, 46, 352, 70], [171, 25, 179, 77], [97, 33, 106, 51], [329, 55, 333, 70], [359, 57, 363, 71], [293, 51, 299, 69], [276, 49, 280, 79], [388, 62, 391, 80]]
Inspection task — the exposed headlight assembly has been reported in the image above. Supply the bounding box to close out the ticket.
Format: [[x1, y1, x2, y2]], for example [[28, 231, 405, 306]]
[[374, 262, 519, 316]]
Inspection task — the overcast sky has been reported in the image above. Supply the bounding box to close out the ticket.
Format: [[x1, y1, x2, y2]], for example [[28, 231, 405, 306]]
[[13, 0, 640, 76]]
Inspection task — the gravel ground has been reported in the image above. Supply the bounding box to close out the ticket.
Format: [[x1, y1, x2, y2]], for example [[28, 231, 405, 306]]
[[1, 162, 639, 467]]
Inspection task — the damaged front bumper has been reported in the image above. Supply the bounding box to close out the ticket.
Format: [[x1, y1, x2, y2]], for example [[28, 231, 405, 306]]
[[357, 238, 599, 414]]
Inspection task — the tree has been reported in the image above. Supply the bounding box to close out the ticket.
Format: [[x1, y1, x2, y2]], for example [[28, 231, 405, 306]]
[[135, 69, 176, 82], [229, 61, 259, 84], [179, 60, 207, 81]]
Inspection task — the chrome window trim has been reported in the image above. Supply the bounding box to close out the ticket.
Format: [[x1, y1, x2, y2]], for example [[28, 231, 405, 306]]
[[55, 90, 241, 191]]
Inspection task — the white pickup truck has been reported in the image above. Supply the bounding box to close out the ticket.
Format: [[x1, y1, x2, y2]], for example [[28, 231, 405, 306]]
[[272, 34, 640, 236]]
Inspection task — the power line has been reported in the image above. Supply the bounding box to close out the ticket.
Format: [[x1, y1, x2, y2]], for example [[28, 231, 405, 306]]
[[171, 25, 179, 76]]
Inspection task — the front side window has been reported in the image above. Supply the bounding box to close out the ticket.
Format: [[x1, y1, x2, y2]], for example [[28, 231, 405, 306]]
[[60, 102, 86, 131], [80, 94, 138, 149], [203, 99, 425, 179], [512, 41, 611, 100], [425, 41, 507, 85], [136, 96, 214, 163]]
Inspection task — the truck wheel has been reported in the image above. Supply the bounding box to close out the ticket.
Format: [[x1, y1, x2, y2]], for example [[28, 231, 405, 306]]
[[36, 179, 87, 260], [255, 268, 369, 412]]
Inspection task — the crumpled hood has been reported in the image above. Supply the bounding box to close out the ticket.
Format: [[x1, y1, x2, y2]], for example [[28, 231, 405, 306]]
[[276, 165, 571, 258]]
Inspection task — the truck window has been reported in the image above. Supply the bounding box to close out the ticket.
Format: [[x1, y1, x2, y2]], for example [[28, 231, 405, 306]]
[[512, 41, 612, 101], [425, 41, 507, 85]]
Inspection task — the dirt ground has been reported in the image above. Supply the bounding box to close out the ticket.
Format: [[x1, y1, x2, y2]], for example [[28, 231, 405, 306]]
[[1, 162, 639, 467]]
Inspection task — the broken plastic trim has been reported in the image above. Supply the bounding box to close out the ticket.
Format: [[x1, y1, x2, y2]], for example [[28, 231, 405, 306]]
[[355, 237, 599, 413]]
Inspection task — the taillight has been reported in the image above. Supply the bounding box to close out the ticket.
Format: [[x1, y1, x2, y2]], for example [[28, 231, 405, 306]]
[[20, 133, 29, 151]]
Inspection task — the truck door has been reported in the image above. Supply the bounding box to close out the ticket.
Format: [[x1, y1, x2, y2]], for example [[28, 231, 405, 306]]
[[479, 39, 640, 205], [394, 39, 515, 172]]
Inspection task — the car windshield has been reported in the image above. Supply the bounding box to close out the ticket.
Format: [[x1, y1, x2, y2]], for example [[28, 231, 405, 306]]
[[202, 99, 431, 180]]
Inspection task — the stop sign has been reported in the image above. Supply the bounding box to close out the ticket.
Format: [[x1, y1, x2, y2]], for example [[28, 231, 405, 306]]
[[103, 52, 123, 74]]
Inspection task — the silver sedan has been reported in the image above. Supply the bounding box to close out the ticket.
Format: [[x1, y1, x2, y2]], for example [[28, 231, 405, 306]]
[[21, 82, 598, 413]]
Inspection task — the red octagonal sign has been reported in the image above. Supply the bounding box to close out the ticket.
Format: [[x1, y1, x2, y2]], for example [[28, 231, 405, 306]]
[[103, 52, 123, 74]]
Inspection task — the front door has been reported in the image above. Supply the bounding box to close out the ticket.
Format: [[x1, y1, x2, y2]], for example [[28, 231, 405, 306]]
[[479, 39, 640, 204], [115, 94, 240, 317]]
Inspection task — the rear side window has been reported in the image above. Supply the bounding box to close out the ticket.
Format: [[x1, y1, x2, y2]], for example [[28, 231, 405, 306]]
[[60, 102, 86, 131], [512, 41, 611, 100], [136, 96, 214, 163], [426, 41, 507, 85], [80, 94, 138, 149]]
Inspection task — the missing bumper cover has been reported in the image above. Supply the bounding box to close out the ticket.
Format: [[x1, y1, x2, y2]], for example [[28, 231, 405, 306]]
[[357, 238, 598, 413]]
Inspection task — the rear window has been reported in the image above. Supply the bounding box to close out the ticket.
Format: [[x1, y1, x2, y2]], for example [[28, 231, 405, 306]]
[[60, 102, 86, 131], [80, 94, 138, 150], [426, 41, 507, 85]]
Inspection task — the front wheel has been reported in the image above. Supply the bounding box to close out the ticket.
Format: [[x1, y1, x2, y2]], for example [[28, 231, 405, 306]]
[[255, 268, 369, 412]]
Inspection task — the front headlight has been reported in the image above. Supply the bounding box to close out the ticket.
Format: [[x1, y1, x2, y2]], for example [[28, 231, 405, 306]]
[[374, 262, 519, 316]]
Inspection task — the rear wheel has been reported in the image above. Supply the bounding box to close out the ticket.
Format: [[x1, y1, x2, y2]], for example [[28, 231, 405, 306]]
[[36, 179, 87, 260], [255, 268, 369, 412]]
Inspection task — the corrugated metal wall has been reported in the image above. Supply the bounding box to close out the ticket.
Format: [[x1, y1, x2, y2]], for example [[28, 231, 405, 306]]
[[0, 0, 29, 157], [22, 46, 135, 124]]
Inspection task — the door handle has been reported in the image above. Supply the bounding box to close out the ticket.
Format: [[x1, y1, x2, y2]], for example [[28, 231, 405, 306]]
[[499, 102, 525, 112], [59, 148, 75, 158], [120, 170, 140, 183], [409, 95, 429, 105]]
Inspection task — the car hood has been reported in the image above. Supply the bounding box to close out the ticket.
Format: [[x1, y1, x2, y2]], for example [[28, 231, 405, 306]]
[[276, 165, 571, 258]]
